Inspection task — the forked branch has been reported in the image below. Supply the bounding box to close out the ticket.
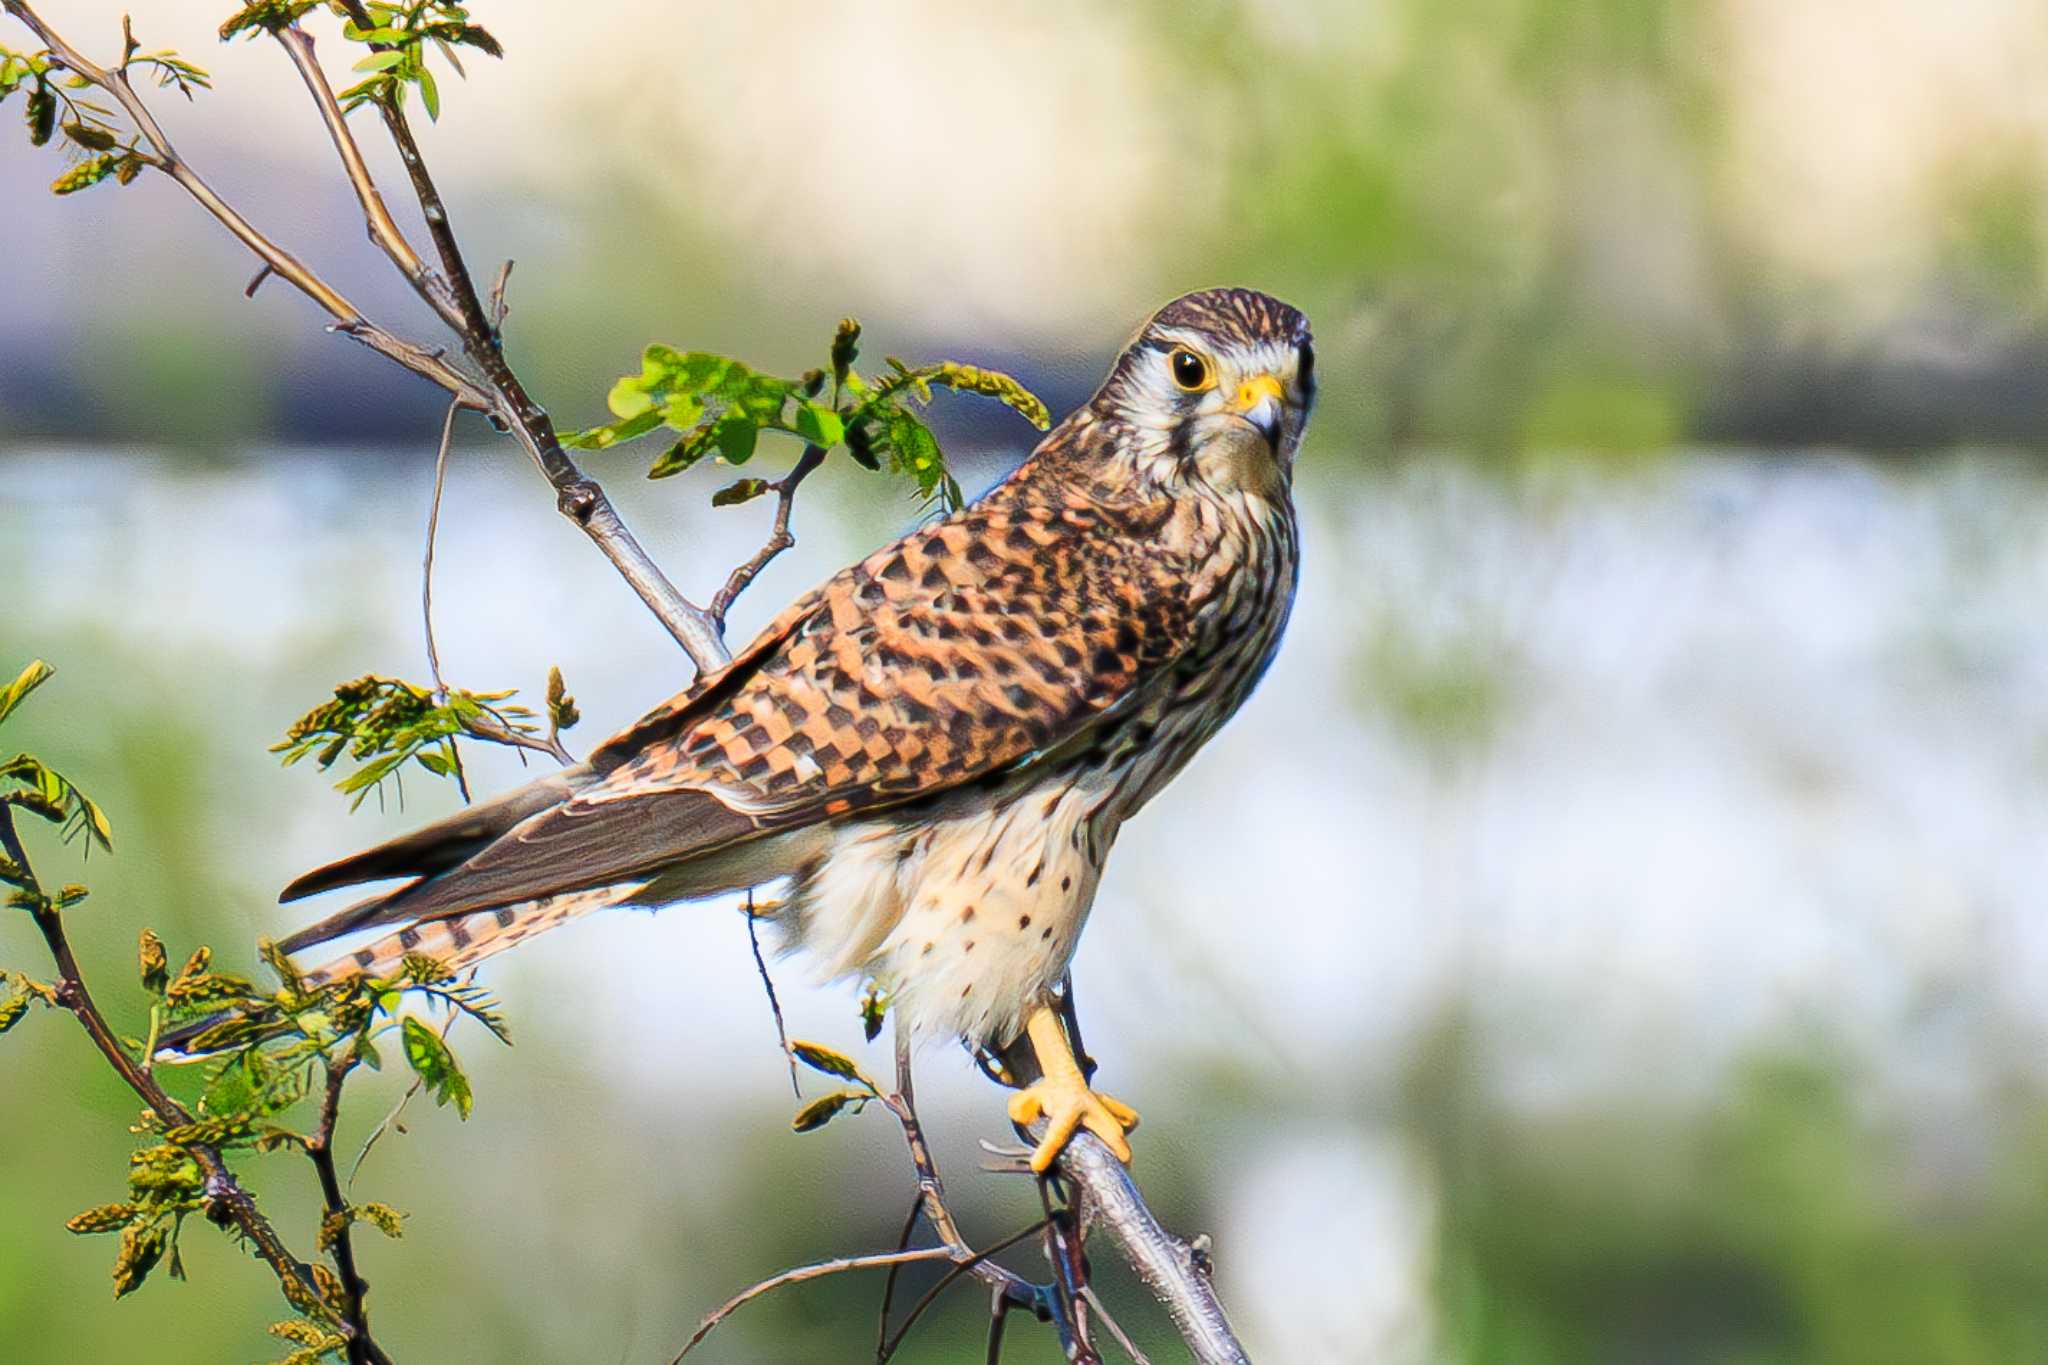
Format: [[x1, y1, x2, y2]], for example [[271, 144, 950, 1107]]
[[0, 807, 392, 1365]]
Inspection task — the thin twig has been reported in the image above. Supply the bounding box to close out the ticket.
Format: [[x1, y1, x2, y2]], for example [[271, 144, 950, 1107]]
[[743, 890, 799, 1098], [1039, 1176, 1099, 1364], [0, 808, 392, 1365], [1084, 1286, 1154, 1365], [883, 1030, 1046, 1312], [875, 1218, 1052, 1364], [310, 1057, 374, 1365], [671, 1247, 954, 1361], [874, 1193, 928, 1361], [709, 443, 826, 629], [421, 398, 460, 699], [458, 713, 574, 767]]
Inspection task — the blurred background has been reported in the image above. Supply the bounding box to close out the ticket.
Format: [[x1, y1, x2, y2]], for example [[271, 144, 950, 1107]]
[[5, 0, 2048, 1361]]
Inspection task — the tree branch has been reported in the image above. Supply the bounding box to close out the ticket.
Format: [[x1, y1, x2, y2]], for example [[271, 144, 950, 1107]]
[[1055, 1133, 1247, 1365], [0, 807, 392, 1365], [709, 443, 826, 630], [320, 4, 730, 671], [270, 25, 453, 326], [0, 1, 490, 410], [310, 1057, 376, 1365]]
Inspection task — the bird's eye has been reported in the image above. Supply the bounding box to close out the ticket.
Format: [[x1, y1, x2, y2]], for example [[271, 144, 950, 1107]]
[[1168, 347, 1211, 391], [1297, 342, 1316, 392]]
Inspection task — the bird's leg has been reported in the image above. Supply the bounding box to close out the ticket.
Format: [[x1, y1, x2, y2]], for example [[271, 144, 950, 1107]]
[[1005, 1002, 1139, 1173]]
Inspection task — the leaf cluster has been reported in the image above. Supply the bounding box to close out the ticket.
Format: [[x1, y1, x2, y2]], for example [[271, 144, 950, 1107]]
[[786, 1038, 885, 1134], [271, 673, 536, 810], [565, 319, 1051, 513], [333, 1, 502, 122], [54, 929, 507, 1307], [1, 20, 208, 196]]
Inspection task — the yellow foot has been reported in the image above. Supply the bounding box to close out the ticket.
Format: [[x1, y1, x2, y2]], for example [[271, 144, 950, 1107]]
[[1007, 1074, 1140, 1173]]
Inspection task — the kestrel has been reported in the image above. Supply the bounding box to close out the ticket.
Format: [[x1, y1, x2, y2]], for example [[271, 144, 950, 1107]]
[[237, 288, 1313, 1170]]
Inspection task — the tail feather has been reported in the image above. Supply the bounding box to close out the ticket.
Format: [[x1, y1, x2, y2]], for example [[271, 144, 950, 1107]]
[[154, 881, 647, 1062], [279, 763, 593, 903], [298, 881, 650, 989]]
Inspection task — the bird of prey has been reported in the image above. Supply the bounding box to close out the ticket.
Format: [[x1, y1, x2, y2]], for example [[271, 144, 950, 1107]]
[[234, 287, 1313, 1171]]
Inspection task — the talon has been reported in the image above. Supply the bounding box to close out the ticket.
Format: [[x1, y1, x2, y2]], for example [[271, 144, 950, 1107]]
[[1003, 1003, 1139, 1173], [1009, 1076, 1138, 1172]]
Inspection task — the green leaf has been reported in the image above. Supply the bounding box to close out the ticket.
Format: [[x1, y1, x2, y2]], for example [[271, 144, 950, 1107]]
[[710, 478, 770, 508], [351, 50, 406, 73], [888, 410, 943, 483], [788, 1039, 878, 1094], [401, 1016, 472, 1119], [793, 402, 843, 448], [791, 1088, 868, 1133], [606, 377, 655, 419], [0, 660, 54, 727], [713, 414, 758, 466], [859, 983, 887, 1042], [659, 395, 704, 431], [416, 64, 440, 121], [0, 991, 29, 1035]]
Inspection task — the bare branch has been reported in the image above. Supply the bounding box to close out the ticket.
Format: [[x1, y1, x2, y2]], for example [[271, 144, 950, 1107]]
[[874, 1218, 1052, 1364], [672, 1247, 954, 1361], [710, 443, 826, 630], [271, 25, 456, 326], [743, 892, 800, 1098]]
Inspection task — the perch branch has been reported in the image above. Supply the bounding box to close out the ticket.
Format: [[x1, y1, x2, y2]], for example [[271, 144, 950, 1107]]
[[1054, 1133, 1247, 1365], [0, 808, 392, 1365]]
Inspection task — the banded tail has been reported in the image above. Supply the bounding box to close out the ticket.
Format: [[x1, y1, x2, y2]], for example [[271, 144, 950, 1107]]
[[154, 881, 649, 1061]]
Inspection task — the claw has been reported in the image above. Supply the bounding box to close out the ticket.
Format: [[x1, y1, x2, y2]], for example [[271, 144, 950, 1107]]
[[1008, 1078, 1138, 1172], [1004, 1003, 1139, 1172]]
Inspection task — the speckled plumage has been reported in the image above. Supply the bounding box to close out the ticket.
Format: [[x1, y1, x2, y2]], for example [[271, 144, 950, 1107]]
[[277, 287, 1316, 1052]]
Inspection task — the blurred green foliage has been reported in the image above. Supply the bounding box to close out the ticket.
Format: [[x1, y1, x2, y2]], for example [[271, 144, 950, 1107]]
[[1413, 1020, 2048, 1364]]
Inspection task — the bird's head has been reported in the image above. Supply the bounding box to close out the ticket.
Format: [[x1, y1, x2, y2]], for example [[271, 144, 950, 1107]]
[[1085, 287, 1315, 499]]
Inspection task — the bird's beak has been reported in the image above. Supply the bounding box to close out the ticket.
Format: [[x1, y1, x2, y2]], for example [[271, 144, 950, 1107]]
[[1228, 373, 1286, 446]]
